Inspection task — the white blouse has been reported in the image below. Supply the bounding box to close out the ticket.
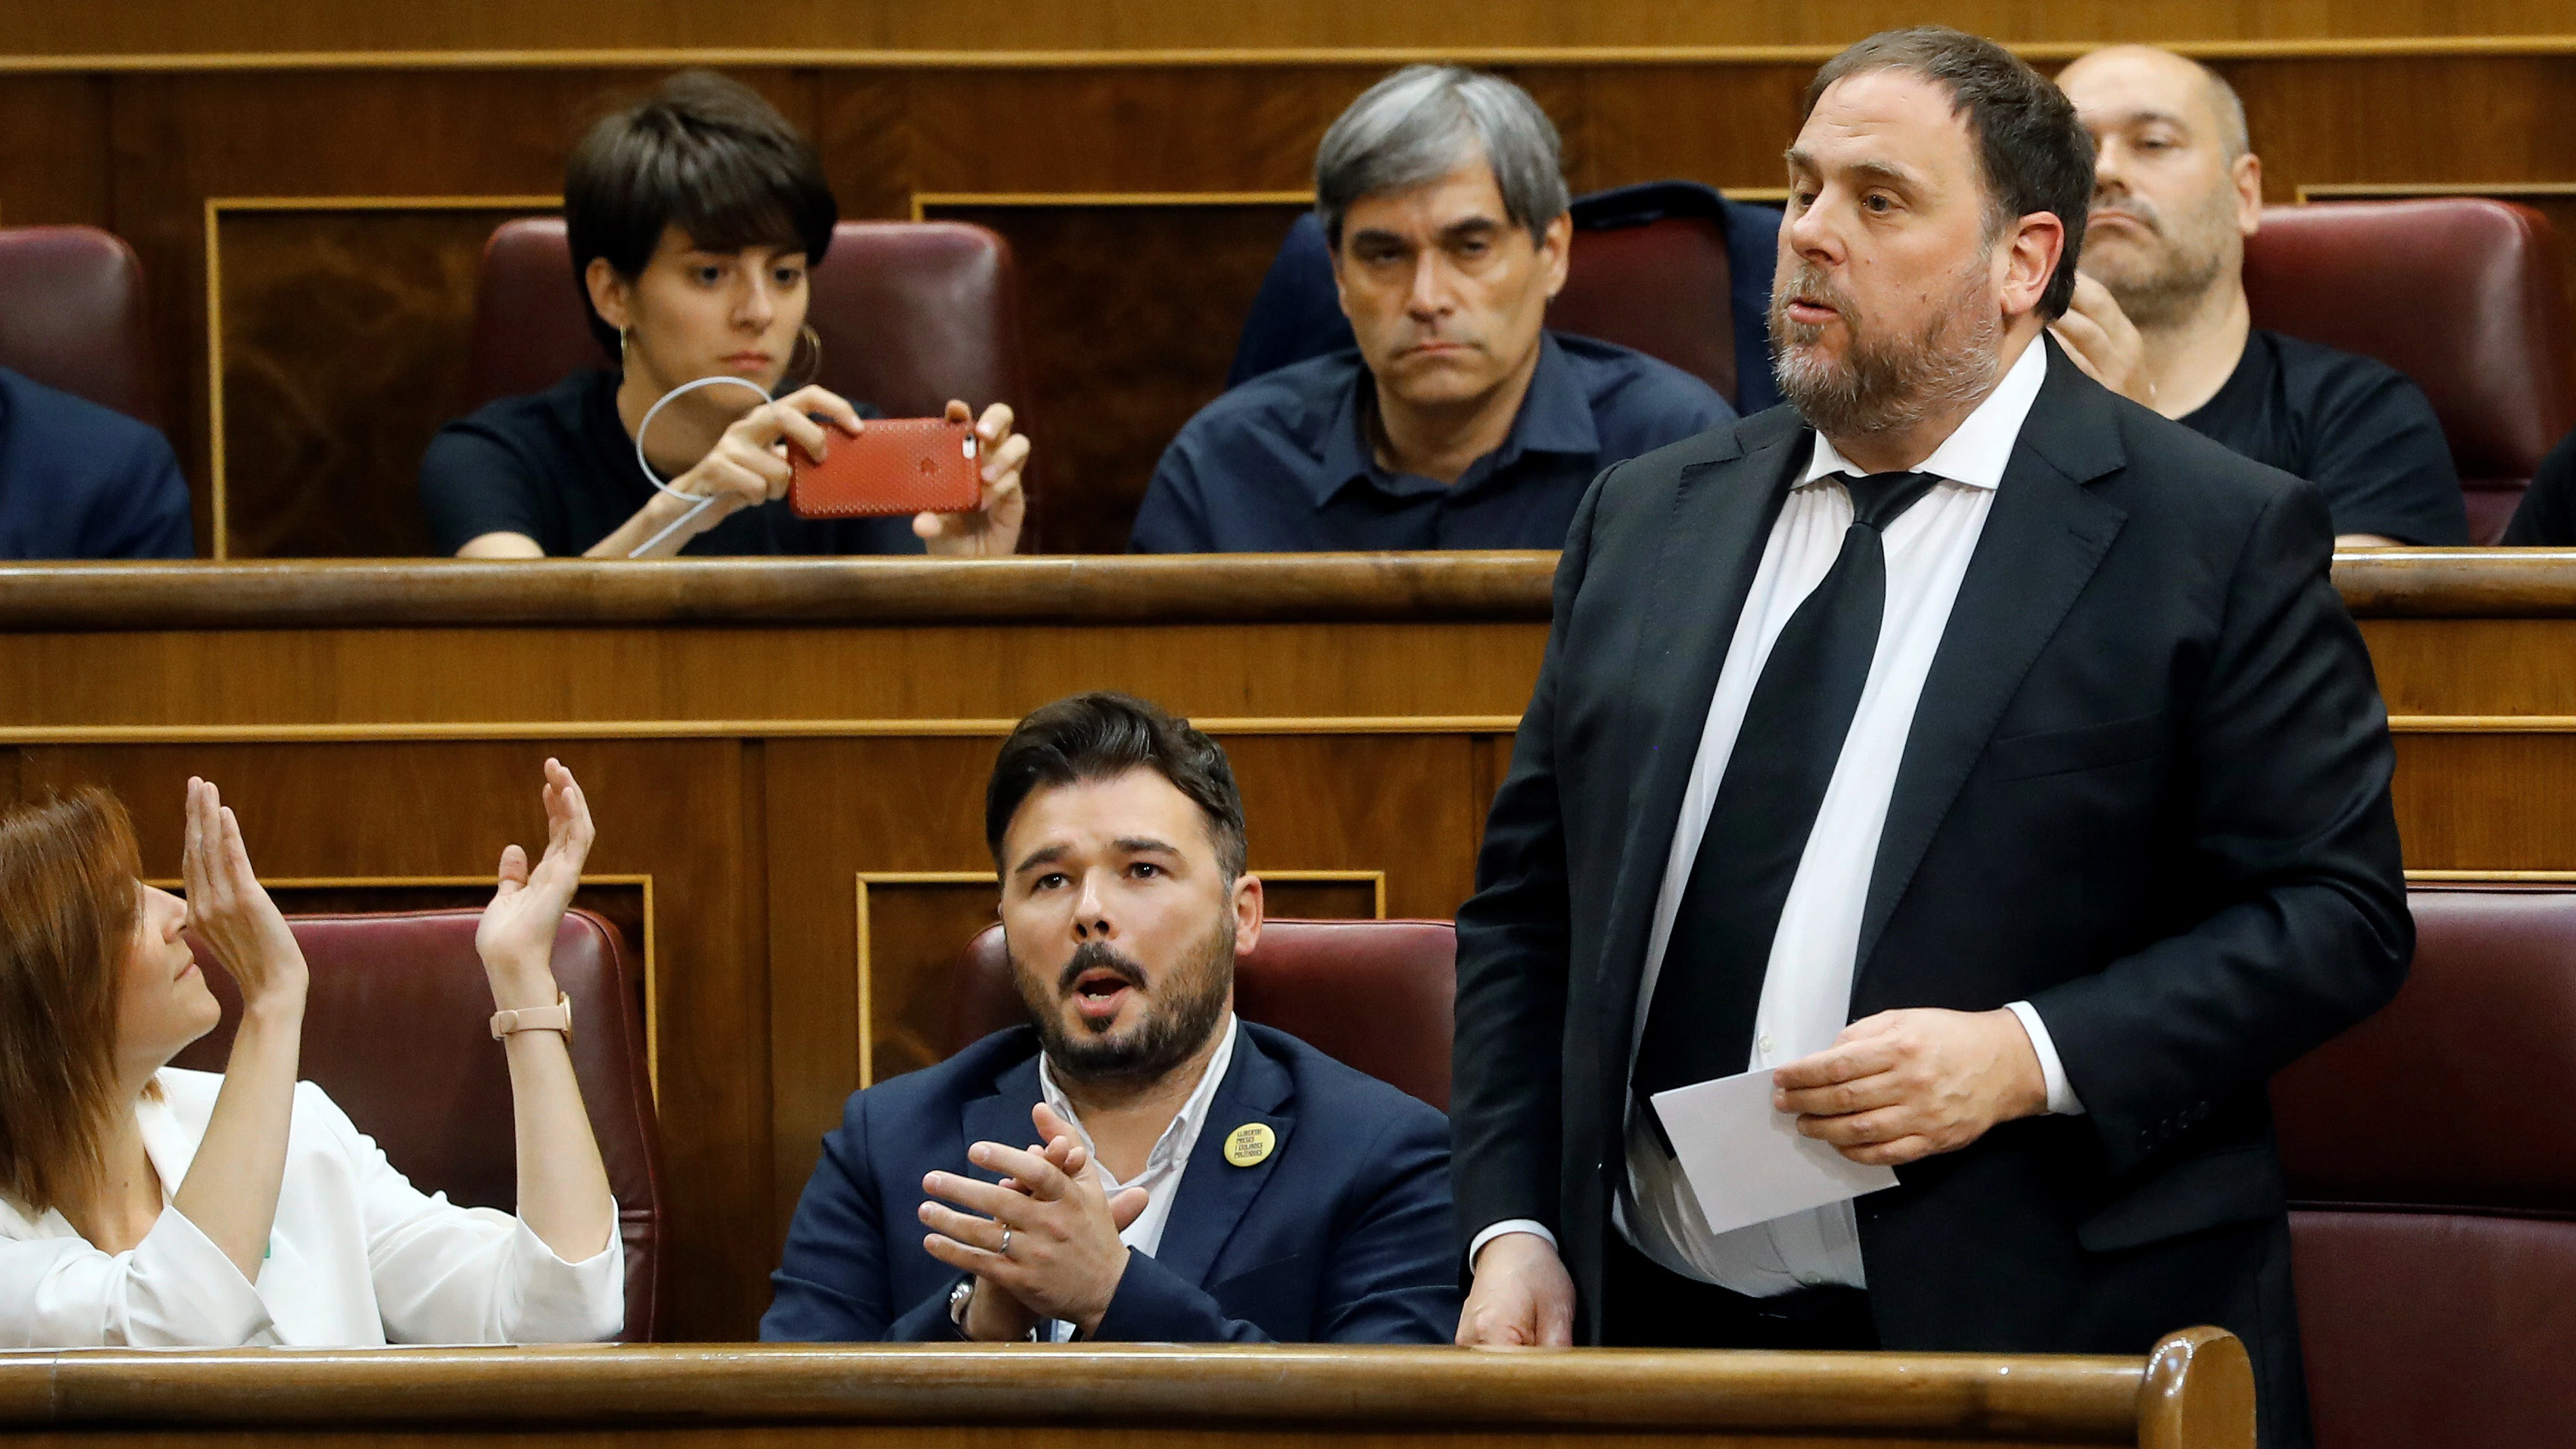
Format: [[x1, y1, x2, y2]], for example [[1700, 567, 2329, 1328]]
[[0, 1068, 622, 1347]]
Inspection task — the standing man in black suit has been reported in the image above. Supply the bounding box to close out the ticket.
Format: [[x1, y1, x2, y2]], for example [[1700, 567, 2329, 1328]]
[[1448, 28, 2408, 1449]]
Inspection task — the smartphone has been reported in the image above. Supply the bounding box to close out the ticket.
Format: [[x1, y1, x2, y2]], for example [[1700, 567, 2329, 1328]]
[[788, 416, 982, 519]]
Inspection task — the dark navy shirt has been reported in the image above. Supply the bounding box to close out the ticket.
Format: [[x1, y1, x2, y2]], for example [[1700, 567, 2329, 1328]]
[[2502, 425, 2576, 545], [419, 369, 919, 557], [1130, 331, 1733, 552], [0, 366, 193, 559], [2178, 329, 2468, 545]]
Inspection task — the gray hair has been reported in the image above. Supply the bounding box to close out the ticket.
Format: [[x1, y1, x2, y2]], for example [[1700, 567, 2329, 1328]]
[[2196, 61, 2251, 160], [1314, 65, 1571, 249]]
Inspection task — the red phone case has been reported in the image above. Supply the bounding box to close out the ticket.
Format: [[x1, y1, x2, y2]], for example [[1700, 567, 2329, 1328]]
[[788, 416, 982, 519]]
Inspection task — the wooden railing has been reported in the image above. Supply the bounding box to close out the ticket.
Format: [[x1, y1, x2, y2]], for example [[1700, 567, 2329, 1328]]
[[0, 547, 2568, 631], [0, 1329, 2254, 1448]]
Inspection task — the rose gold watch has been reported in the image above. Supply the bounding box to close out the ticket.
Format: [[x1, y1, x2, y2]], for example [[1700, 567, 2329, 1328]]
[[490, 992, 573, 1043]]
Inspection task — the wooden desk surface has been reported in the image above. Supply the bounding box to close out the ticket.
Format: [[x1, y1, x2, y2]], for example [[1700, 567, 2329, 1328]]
[[2, 551, 2566, 1339], [0, 1328, 2253, 1449]]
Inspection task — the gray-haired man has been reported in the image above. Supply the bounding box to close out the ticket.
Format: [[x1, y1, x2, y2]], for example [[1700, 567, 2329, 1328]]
[[1130, 65, 1733, 553]]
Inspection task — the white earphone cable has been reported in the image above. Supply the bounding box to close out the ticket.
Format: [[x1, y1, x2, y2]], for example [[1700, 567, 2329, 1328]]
[[628, 374, 776, 558]]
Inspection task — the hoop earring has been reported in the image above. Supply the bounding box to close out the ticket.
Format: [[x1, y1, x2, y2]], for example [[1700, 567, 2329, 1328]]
[[782, 325, 824, 391]]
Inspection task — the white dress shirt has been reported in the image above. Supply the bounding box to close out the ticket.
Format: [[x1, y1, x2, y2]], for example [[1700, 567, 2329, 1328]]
[[1472, 337, 2084, 1294], [1034, 1015, 1237, 1341], [0, 1068, 623, 1348]]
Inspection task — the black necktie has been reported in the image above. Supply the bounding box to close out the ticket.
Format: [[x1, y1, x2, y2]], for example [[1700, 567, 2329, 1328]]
[[1630, 470, 1942, 1141]]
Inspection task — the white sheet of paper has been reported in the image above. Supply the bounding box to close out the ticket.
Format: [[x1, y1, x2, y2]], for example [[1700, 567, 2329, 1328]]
[[1649, 1069, 1900, 1237]]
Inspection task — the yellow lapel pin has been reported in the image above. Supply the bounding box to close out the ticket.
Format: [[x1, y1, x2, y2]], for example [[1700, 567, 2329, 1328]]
[[1224, 1122, 1276, 1167]]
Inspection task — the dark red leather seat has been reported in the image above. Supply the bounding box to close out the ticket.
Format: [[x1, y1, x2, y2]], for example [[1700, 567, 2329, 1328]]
[[2271, 885, 2576, 1449], [171, 908, 665, 1341], [0, 225, 163, 429], [1552, 219, 1741, 408], [2242, 199, 2576, 542], [463, 217, 1028, 431], [945, 918, 1456, 1110]]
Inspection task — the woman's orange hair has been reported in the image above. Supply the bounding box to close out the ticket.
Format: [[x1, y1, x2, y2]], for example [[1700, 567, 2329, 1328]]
[[0, 789, 144, 1215]]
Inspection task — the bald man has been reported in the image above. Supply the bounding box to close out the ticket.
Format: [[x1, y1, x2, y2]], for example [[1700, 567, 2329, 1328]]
[[2052, 45, 2468, 548]]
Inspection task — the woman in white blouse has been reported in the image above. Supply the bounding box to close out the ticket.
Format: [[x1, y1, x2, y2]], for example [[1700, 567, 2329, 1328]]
[[0, 759, 623, 1347]]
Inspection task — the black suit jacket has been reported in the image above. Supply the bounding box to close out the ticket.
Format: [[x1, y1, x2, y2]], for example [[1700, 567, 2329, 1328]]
[[1453, 341, 2408, 1444]]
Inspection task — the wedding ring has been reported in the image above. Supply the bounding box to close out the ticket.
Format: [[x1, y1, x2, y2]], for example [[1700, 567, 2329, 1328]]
[[998, 1228, 1012, 1257]]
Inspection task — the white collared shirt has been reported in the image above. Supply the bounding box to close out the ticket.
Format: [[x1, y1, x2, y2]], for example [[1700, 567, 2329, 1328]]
[[0, 1069, 623, 1347], [1035, 1015, 1238, 1340], [1473, 336, 2083, 1296]]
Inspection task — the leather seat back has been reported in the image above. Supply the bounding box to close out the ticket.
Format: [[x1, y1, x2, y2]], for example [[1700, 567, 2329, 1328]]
[[0, 225, 163, 428], [2270, 885, 2576, 1448], [172, 908, 665, 1341], [2243, 200, 2576, 542], [1551, 216, 1740, 407], [945, 918, 1456, 1110]]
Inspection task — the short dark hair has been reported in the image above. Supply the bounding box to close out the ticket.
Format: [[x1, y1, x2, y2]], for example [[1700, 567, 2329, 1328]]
[[1805, 27, 2094, 318], [563, 70, 839, 356], [985, 694, 1248, 880]]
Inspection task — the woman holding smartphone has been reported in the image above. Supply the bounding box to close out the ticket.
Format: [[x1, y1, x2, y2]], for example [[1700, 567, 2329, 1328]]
[[419, 70, 1030, 559], [0, 761, 624, 1347]]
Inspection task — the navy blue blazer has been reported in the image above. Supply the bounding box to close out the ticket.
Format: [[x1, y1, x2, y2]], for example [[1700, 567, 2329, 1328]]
[[761, 1021, 1461, 1343], [0, 367, 192, 559]]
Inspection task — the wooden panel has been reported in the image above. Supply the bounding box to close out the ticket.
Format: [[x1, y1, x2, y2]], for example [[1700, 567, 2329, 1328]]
[[2361, 616, 2576, 714], [921, 199, 1310, 553], [0, 75, 110, 229], [2217, 55, 2576, 196], [213, 202, 557, 558], [2390, 732, 2576, 868], [5, 1, 2575, 56]]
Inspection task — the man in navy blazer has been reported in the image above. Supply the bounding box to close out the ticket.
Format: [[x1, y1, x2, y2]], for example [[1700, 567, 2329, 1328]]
[[762, 693, 1459, 1344], [0, 366, 192, 559]]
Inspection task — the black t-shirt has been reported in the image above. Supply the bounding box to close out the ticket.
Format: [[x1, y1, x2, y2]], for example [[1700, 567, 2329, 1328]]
[[418, 369, 921, 557], [2178, 329, 2468, 545], [2501, 426, 2576, 544]]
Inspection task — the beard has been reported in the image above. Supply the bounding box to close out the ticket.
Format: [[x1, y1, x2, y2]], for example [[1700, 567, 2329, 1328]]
[[1769, 255, 2004, 440], [1010, 921, 1235, 1089], [2083, 186, 2232, 327]]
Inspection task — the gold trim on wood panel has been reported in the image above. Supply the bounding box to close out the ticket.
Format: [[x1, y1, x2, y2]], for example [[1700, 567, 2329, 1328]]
[[2407, 869, 2576, 881], [201, 194, 564, 560], [912, 188, 1791, 220], [201, 200, 224, 559], [2387, 716, 2576, 732], [12, 37, 2576, 74], [852, 868, 1388, 1088], [215, 195, 567, 212], [27, 712, 2563, 743], [852, 870, 996, 1088], [0, 716, 1527, 745], [2299, 183, 2576, 201], [150, 872, 659, 1104], [1263, 868, 1391, 920], [913, 190, 1315, 220]]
